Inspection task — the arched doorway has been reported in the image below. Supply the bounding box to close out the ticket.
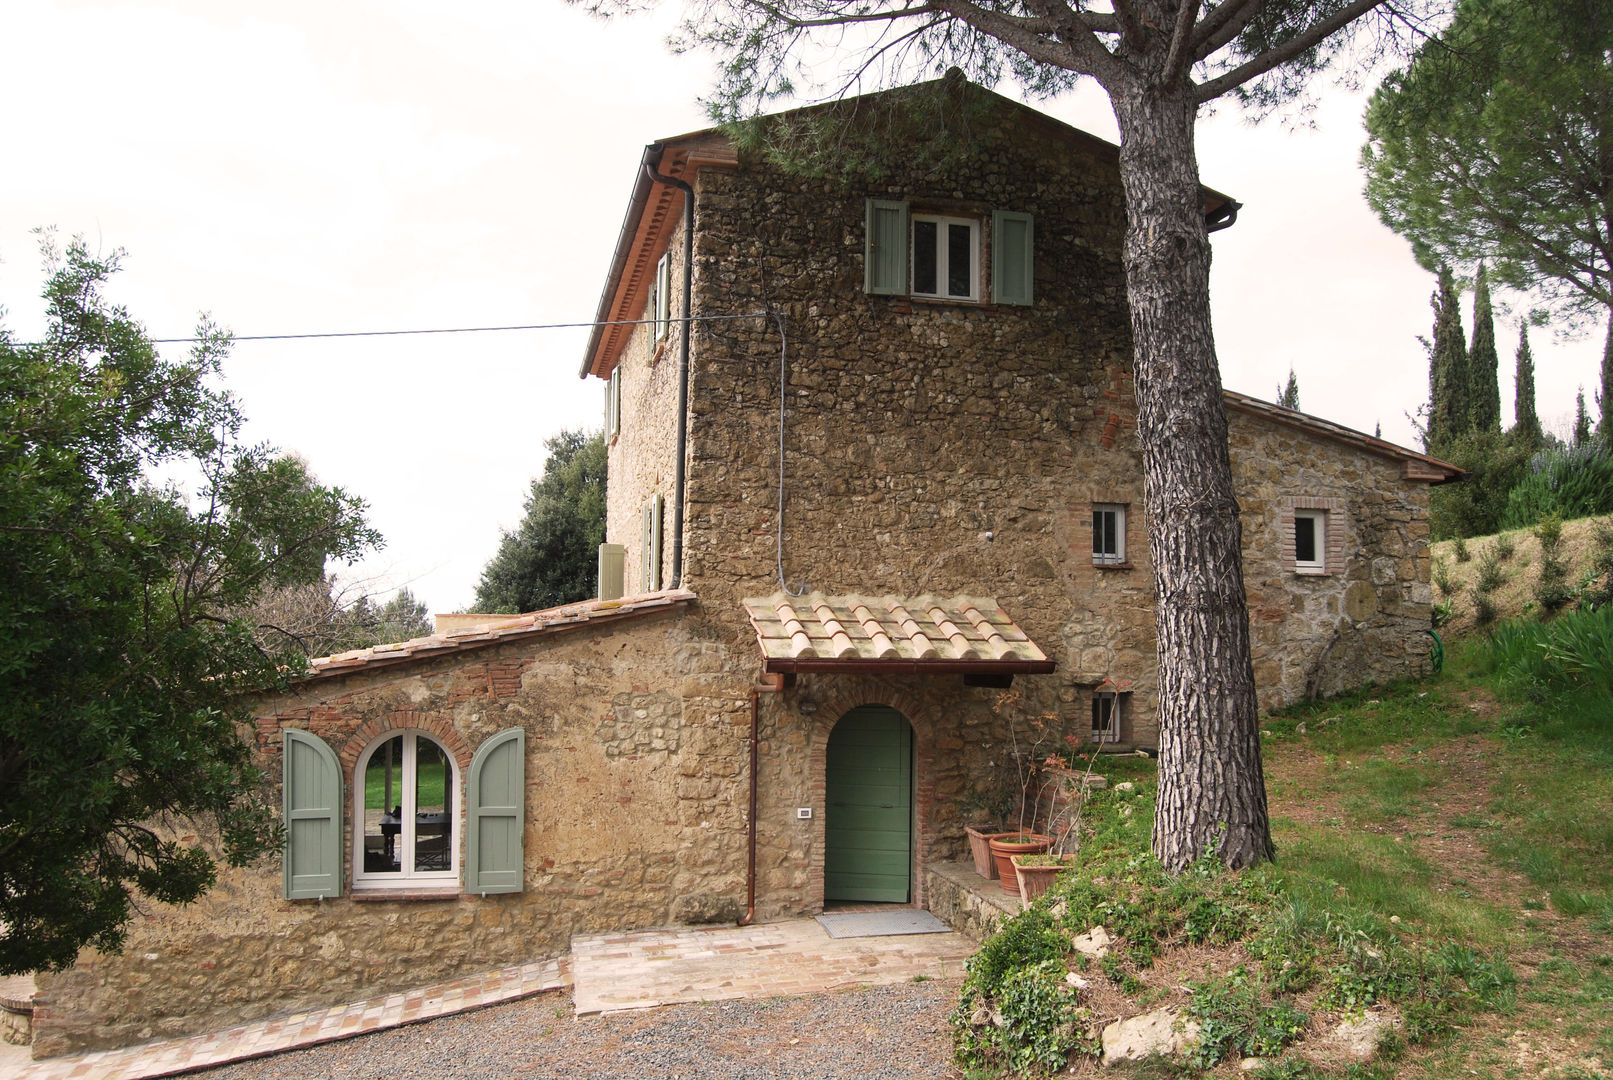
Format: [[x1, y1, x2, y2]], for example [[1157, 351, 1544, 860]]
[[825, 705, 913, 903]]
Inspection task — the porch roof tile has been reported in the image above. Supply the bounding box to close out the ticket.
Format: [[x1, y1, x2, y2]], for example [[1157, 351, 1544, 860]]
[[741, 593, 1054, 675]]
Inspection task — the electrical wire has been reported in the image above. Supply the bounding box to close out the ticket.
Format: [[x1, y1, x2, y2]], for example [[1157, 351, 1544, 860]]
[[143, 312, 771, 345]]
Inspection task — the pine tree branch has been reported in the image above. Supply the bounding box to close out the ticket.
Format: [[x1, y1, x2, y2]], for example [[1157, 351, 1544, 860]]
[[1161, 0, 1203, 88], [1189, 0, 1265, 60], [1192, 0, 1386, 103]]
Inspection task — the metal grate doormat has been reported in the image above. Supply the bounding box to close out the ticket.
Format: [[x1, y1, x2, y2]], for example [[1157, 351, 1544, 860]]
[[814, 910, 950, 938]]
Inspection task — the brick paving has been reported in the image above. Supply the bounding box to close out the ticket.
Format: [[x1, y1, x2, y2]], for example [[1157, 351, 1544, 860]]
[[571, 918, 975, 1014]]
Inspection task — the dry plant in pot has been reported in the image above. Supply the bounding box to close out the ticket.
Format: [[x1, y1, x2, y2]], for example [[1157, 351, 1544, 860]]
[[984, 701, 1071, 895], [1011, 737, 1099, 907]]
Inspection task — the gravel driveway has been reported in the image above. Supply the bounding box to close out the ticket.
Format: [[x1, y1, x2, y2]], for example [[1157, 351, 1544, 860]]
[[190, 979, 965, 1080]]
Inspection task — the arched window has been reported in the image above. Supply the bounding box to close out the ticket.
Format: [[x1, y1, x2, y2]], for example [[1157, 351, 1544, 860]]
[[354, 731, 459, 888]]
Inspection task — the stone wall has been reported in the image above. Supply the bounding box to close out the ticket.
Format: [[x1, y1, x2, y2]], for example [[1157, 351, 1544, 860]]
[[1231, 409, 1436, 709], [31, 611, 753, 1057], [606, 216, 686, 595]]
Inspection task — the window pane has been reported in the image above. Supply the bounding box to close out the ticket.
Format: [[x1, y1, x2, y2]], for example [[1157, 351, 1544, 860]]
[[1092, 508, 1118, 559], [913, 220, 937, 294], [413, 738, 451, 873], [947, 224, 972, 296], [363, 735, 404, 874], [1295, 516, 1318, 563]]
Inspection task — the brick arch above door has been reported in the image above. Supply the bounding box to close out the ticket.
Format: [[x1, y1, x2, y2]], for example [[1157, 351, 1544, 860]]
[[805, 680, 940, 910]]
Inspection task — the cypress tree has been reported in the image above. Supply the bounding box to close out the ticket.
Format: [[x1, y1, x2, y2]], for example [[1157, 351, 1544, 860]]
[[1275, 367, 1300, 410], [1469, 263, 1501, 434], [1511, 323, 1543, 449], [1573, 387, 1592, 446], [1426, 266, 1470, 452]]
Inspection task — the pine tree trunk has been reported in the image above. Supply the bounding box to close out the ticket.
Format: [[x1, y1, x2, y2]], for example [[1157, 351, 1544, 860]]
[[1601, 306, 1612, 441], [1111, 86, 1274, 872]]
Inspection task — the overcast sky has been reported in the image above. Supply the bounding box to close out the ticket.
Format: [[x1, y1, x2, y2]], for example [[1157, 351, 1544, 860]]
[[3, 0, 1602, 616]]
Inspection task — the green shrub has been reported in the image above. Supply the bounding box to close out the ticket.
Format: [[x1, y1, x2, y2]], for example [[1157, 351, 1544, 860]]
[[1493, 532, 1516, 560], [1582, 519, 1613, 609], [1432, 556, 1460, 598], [1535, 512, 1572, 613], [1454, 536, 1471, 562], [1476, 546, 1505, 593], [1501, 443, 1613, 529]]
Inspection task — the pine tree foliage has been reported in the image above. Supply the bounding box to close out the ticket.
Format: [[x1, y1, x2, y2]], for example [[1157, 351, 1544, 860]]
[[472, 430, 607, 614], [1363, 0, 1612, 344], [1468, 263, 1501, 434], [1510, 323, 1543, 449], [1427, 266, 1470, 453]]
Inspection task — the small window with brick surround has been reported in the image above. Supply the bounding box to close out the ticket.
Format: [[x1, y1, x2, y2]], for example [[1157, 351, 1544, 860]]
[[1284, 497, 1344, 576], [1092, 504, 1127, 566]]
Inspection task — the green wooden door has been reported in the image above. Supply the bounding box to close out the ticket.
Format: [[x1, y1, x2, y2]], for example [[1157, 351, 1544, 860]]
[[826, 706, 912, 902]]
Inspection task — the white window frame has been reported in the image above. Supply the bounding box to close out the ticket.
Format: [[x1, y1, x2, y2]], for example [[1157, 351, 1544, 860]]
[[910, 214, 981, 302], [604, 366, 621, 440], [1092, 503, 1127, 566], [353, 731, 460, 891], [1293, 509, 1326, 573], [1092, 691, 1125, 744]]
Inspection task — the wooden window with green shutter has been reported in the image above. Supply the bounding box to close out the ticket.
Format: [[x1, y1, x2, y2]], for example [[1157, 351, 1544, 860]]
[[640, 492, 662, 592], [864, 199, 908, 295], [466, 729, 525, 895], [992, 210, 1034, 306], [283, 729, 342, 900]]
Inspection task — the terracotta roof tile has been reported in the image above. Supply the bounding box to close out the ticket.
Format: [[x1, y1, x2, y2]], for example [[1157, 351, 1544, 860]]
[[298, 590, 697, 681], [742, 593, 1054, 674]]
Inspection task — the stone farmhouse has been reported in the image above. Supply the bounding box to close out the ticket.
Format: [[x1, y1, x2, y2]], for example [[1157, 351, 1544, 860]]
[[28, 80, 1460, 1058]]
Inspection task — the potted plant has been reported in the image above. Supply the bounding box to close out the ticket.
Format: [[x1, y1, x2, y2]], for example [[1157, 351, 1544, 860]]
[[1010, 739, 1100, 907], [981, 700, 1067, 895]]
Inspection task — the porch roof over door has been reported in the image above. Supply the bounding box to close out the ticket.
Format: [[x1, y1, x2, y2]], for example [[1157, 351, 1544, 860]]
[[741, 592, 1055, 676]]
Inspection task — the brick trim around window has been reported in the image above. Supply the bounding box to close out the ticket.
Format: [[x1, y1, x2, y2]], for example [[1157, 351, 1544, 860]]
[[1279, 496, 1346, 576]]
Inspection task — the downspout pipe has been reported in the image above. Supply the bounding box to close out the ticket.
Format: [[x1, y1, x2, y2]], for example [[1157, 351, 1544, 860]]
[[1205, 199, 1243, 234], [644, 153, 694, 588], [739, 674, 787, 926]]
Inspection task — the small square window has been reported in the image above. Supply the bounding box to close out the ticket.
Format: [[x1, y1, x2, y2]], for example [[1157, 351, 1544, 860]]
[[912, 215, 979, 301], [1294, 509, 1325, 572], [1092, 691, 1125, 743], [1092, 504, 1126, 565]]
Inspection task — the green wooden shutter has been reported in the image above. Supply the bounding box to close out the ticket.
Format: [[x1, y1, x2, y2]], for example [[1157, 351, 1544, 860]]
[[865, 199, 908, 295], [466, 728, 525, 895], [992, 210, 1034, 306], [283, 729, 342, 899]]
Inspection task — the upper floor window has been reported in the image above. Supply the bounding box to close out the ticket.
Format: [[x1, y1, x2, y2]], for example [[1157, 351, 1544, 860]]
[[912, 214, 979, 301], [647, 252, 672, 357], [865, 199, 1033, 306], [355, 731, 459, 888], [1092, 503, 1127, 566]]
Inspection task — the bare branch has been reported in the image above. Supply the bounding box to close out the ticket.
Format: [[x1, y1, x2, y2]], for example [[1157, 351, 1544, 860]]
[[1192, 0, 1387, 103]]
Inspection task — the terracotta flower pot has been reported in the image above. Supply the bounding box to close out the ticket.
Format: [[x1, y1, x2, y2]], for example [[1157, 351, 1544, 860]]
[[965, 824, 1009, 879], [987, 833, 1053, 894], [1012, 853, 1077, 910]]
